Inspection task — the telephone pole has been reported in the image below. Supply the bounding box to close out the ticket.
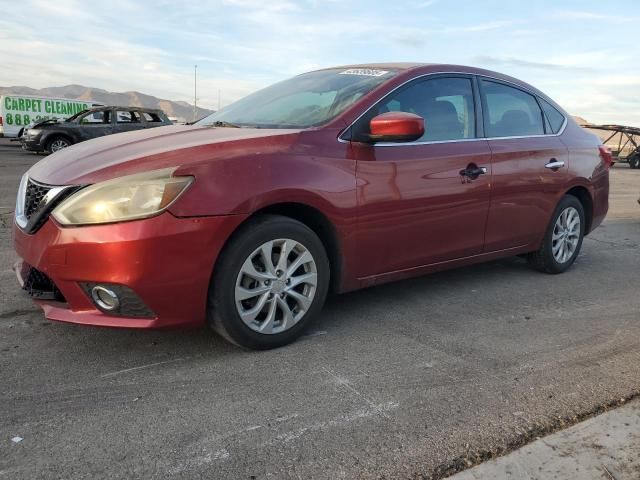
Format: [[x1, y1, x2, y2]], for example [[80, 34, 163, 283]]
[[193, 64, 198, 122]]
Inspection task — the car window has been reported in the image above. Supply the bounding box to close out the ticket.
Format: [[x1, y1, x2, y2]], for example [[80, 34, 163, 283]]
[[141, 112, 162, 122], [481, 80, 544, 137], [80, 111, 109, 124], [245, 91, 338, 126], [116, 111, 140, 123], [538, 97, 565, 134], [196, 68, 398, 128], [353, 76, 476, 142]]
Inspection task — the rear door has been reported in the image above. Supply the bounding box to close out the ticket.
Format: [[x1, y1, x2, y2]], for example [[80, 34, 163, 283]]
[[479, 79, 568, 252], [352, 75, 493, 278], [76, 109, 113, 141]]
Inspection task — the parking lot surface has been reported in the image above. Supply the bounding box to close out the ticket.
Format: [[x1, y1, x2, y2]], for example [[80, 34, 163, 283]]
[[1, 139, 639, 479]]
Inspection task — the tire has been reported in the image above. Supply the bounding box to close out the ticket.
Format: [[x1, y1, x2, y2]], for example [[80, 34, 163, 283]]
[[208, 215, 330, 350], [629, 154, 640, 169], [527, 195, 585, 274], [46, 136, 72, 153]]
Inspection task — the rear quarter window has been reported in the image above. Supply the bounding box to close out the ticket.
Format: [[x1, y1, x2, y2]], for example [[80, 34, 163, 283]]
[[539, 98, 565, 134]]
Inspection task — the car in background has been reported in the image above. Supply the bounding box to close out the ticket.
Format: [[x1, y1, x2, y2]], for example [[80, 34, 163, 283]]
[[19, 106, 172, 153], [0, 94, 102, 138], [13, 63, 610, 350]]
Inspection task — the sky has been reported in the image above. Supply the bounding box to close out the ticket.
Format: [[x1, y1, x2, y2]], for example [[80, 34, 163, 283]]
[[1, 0, 639, 125]]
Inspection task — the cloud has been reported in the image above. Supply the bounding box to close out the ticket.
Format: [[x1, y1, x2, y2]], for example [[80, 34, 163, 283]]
[[416, 0, 438, 7], [553, 10, 640, 22], [473, 55, 595, 73], [0, 16, 261, 109], [446, 20, 517, 33], [220, 0, 299, 11], [0, 1, 638, 127]]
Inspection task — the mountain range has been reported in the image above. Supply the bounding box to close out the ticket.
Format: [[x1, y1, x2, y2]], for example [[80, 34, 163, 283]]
[[0, 85, 214, 122]]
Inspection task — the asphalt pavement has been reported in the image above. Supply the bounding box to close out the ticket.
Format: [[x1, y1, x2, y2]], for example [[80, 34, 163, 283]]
[[1, 138, 639, 479]]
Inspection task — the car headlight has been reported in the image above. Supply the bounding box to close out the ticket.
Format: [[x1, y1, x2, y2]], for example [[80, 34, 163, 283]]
[[52, 168, 193, 226], [27, 128, 39, 136]]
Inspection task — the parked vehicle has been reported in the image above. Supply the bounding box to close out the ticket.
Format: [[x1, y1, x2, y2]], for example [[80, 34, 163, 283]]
[[580, 124, 640, 169], [13, 64, 610, 349], [0, 95, 102, 138], [19, 106, 172, 153]]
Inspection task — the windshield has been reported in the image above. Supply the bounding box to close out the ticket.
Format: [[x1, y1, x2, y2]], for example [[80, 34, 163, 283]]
[[65, 109, 91, 122], [196, 68, 397, 129]]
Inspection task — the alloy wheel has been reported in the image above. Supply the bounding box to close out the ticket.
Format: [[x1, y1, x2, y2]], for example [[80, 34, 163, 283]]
[[552, 206, 581, 264], [235, 238, 318, 334], [50, 139, 70, 152]]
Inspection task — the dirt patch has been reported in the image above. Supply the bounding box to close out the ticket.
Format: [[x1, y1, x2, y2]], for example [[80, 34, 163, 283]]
[[424, 392, 640, 479]]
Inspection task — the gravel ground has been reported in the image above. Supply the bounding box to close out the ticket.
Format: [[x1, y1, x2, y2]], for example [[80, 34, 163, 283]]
[[1, 139, 639, 479]]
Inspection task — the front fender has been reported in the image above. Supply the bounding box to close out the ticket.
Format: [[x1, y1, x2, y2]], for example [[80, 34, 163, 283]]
[[169, 131, 356, 218]]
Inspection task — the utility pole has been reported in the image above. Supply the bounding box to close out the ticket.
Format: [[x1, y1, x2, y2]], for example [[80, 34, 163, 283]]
[[193, 64, 197, 122]]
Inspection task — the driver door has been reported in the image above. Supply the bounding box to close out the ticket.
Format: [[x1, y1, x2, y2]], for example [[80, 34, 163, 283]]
[[350, 75, 493, 279], [77, 109, 113, 140]]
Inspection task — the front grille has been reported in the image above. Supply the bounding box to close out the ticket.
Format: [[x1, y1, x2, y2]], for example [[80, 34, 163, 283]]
[[16, 177, 78, 234], [24, 180, 52, 220], [21, 265, 66, 302]]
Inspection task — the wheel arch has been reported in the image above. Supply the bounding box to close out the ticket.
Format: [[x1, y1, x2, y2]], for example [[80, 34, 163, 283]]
[[215, 202, 345, 294], [44, 132, 74, 151], [565, 185, 594, 234]]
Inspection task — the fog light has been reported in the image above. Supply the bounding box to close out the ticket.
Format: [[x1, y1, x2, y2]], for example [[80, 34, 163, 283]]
[[91, 285, 120, 311]]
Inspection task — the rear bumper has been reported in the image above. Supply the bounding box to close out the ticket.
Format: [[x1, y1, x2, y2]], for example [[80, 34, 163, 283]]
[[13, 212, 247, 328]]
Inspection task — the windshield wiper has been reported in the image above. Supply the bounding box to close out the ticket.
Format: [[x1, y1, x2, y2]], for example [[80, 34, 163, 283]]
[[210, 120, 242, 128]]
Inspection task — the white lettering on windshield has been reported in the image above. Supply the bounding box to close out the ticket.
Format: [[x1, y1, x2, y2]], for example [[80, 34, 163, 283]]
[[339, 69, 389, 77]]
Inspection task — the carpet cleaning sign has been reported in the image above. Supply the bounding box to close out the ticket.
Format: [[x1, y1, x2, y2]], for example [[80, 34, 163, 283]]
[[0, 95, 100, 137]]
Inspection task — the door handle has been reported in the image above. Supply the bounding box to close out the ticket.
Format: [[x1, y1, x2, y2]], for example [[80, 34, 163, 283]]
[[459, 165, 487, 179], [545, 159, 565, 170]]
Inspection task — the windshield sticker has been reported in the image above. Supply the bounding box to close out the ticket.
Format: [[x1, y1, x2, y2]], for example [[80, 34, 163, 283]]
[[339, 68, 389, 77]]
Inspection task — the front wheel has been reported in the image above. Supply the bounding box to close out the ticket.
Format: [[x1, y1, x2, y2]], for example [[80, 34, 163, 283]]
[[629, 154, 640, 169], [208, 215, 330, 350], [527, 195, 585, 274], [46, 136, 72, 153]]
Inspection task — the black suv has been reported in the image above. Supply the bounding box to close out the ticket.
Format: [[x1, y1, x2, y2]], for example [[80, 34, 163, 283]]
[[20, 106, 172, 153]]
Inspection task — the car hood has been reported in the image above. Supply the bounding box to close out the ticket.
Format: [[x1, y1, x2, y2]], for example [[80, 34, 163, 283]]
[[28, 124, 302, 185], [31, 118, 63, 128]]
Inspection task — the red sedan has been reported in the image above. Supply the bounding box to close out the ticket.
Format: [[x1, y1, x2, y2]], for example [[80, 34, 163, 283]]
[[13, 63, 610, 349]]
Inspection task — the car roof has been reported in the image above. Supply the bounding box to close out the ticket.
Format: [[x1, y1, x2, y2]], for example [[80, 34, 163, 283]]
[[315, 63, 526, 81], [87, 106, 164, 113], [314, 63, 557, 106], [316, 62, 431, 71]]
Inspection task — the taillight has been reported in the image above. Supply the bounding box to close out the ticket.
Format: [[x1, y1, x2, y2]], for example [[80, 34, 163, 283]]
[[0, 116, 3, 126], [598, 145, 613, 169]]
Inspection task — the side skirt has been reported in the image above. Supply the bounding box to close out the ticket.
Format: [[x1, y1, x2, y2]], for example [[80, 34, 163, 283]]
[[358, 244, 533, 289]]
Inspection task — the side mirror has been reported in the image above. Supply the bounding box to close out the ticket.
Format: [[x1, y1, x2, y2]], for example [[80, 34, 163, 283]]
[[369, 112, 425, 143]]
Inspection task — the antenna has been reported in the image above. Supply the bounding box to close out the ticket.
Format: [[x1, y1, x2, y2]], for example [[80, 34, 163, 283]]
[[193, 64, 198, 122]]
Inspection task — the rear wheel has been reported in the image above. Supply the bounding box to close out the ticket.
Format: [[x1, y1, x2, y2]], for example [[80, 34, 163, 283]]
[[527, 195, 585, 274], [208, 215, 330, 350], [46, 136, 72, 153], [629, 154, 640, 169]]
